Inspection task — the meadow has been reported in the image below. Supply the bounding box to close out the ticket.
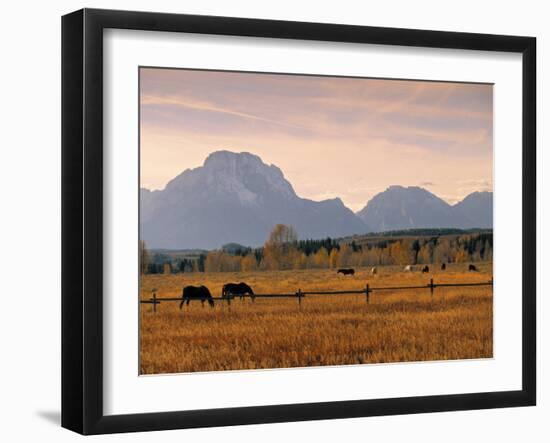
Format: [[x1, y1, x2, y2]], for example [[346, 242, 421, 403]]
[[139, 262, 493, 374]]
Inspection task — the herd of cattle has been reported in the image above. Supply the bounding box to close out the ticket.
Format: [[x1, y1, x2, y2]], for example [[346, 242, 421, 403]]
[[178, 264, 480, 308]]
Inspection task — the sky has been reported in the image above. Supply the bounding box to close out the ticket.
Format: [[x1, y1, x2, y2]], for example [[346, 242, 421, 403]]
[[140, 68, 493, 211]]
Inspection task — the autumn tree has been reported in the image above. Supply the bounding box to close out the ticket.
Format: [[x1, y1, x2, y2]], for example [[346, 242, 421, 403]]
[[483, 239, 493, 261], [454, 249, 469, 263], [389, 241, 410, 265], [378, 247, 391, 265], [205, 251, 226, 272], [240, 253, 257, 272], [411, 239, 421, 264], [363, 247, 379, 266], [287, 248, 303, 269], [418, 243, 433, 264], [263, 224, 298, 270], [337, 243, 353, 267], [433, 238, 451, 264], [329, 248, 339, 268], [295, 252, 308, 269], [139, 240, 149, 275], [313, 247, 329, 268], [205, 250, 242, 272]]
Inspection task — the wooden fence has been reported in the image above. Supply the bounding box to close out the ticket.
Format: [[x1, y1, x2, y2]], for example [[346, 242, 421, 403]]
[[140, 278, 493, 313]]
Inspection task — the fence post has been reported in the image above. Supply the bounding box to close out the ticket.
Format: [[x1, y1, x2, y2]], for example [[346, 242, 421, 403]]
[[429, 278, 434, 298], [152, 290, 157, 313], [365, 283, 370, 304], [297, 289, 302, 309]]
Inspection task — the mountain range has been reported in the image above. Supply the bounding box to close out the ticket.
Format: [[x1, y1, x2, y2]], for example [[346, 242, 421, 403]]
[[141, 151, 492, 249], [357, 186, 493, 232]]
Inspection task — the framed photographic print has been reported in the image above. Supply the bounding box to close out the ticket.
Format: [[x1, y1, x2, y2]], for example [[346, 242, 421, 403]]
[[61, 8, 536, 435]]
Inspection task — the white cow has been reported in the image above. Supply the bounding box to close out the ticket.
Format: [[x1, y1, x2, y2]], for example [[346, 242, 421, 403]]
[[404, 265, 413, 272], [370, 266, 378, 275]]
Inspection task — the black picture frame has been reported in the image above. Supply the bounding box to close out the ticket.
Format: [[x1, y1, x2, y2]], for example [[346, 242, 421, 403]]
[[62, 8, 536, 435]]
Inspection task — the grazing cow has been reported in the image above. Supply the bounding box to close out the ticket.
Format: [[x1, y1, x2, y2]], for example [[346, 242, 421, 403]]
[[404, 265, 413, 272], [179, 285, 215, 309], [468, 264, 478, 272], [421, 265, 429, 273], [441, 263, 446, 271], [370, 266, 378, 275], [222, 282, 255, 301], [337, 268, 355, 276]]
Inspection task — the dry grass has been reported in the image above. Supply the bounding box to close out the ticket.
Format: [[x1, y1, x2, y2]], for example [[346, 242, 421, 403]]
[[139, 262, 493, 374]]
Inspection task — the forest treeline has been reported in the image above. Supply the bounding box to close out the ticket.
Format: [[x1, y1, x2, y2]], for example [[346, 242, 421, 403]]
[[140, 224, 493, 274]]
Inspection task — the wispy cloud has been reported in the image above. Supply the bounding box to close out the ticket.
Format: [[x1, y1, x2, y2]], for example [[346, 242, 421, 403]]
[[139, 68, 493, 209], [141, 95, 306, 130]]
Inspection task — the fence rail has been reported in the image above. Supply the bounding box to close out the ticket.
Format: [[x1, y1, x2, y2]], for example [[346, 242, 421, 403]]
[[140, 278, 493, 312]]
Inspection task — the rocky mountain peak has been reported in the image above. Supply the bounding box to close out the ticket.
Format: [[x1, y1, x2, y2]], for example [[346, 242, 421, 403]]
[[357, 186, 492, 232], [164, 150, 296, 202], [140, 151, 366, 249]]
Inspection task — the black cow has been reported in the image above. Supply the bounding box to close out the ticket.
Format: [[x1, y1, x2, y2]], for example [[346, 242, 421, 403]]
[[441, 263, 446, 271], [222, 282, 255, 301], [421, 265, 430, 273], [469, 264, 478, 272], [337, 268, 355, 276], [179, 285, 214, 309]]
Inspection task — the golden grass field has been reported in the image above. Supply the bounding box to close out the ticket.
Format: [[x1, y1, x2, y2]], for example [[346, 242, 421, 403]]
[[139, 262, 493, 374]]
